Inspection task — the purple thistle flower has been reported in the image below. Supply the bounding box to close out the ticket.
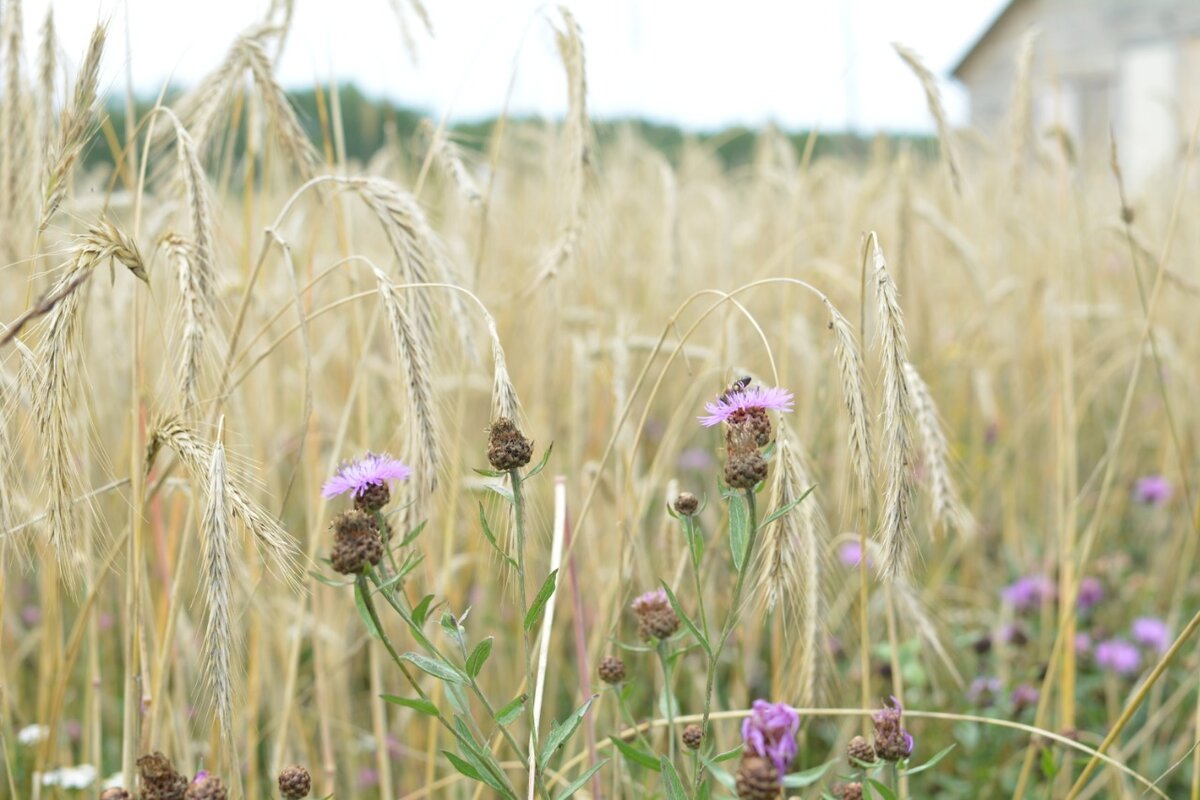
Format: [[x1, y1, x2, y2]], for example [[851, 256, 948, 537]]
[[740, 699, 800, 777], [1133, 475, 1172, 506], [630, 588, 669, 612], [1010, 684, 1039, 712], [838, 541, 873, 569], [699, 385, 794, 427], [1095, 638, 1141, 675], [192, 770, 209, 784], [1077, 577, 1104, 611], [872, 697, 914, 761], [966, 676, 1002, 706], [1075, 632, 1093, 654], [321, 453, 412, 500], [1001, 575, 1055, 612], [1131, 617, 1171, 654]]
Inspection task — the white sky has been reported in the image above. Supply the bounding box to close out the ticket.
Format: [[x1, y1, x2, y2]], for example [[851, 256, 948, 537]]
[[23, 0, 1009, 132]]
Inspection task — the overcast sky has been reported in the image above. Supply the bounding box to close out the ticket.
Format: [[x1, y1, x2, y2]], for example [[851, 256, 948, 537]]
[[24, 0, 1009, 132]]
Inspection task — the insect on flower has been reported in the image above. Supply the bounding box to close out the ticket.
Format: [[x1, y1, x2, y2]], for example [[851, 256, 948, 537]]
[[718, 375, 753, 404]]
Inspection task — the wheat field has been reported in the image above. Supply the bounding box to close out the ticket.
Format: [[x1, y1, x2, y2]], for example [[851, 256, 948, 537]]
[[1, 3, 1199, 799]]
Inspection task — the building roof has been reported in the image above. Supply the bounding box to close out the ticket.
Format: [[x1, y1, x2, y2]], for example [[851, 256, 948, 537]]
[[950, 0, 1025, 79]]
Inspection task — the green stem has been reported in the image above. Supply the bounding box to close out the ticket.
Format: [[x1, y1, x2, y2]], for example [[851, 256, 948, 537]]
[[694, 488, 760, 793], [509, 466, 545, 798], [658, 641, 677, 766], [354, 574, 518, 797], [614, 685, 652, 750], [682, 514, 710, 639]]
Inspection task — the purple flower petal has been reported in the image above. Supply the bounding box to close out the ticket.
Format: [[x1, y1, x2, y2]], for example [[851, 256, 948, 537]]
[[699, 385, 794, 427], [321, 453, 412, 499]]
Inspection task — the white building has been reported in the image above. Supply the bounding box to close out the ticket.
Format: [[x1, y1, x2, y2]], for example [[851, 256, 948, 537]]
[[952, 0, 1200, 182]]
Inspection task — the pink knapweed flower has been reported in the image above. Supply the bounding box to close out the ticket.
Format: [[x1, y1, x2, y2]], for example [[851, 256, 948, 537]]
[[1001, 575, 1055, 612], [741, 699, 800, 777], [1077, 577, 1104, 611], [699, 385, 794, 427], [1095, 638, 1141, 675], [1133, 475, 1172, 506], [1131, 617, 1171, 654], [321, 453, 411, 499]]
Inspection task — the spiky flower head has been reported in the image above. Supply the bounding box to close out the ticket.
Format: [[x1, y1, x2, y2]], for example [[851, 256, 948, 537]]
[[597, 655, 626, 685], [700, 384, 794, 428], [630, 588, 679, 641], [278, 765, 312, 799], [724, 422, 768, 490], [184, 772, 227, 800], [321, 453, 411, 505], [735, 754, 781, 799], [741, 699, 800, 776], [871, 697, 914, 762], [673, 491, 700, 516], [137, 752, 187, 800], [487, 417, 533, 470], [846, 734, 875, 765]]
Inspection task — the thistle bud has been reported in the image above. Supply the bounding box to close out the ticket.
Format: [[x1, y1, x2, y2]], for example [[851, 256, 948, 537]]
[[682, 724, 703, 750], [735, 754, 780, 800], [673, 492, 699, 517], [487, 418, 533, 471], [278, 764, 312, 799], [598, 655, 626, 685], [724, 422, 767, 490]]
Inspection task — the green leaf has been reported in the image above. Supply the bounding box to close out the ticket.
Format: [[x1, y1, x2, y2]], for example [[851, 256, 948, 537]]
[[397, 550, 425, 579], [411, 593, 436, 628], [697, 756, 735, 789], [1040, 745, 1058, 779], [379, 695, 439, 716], [442, 749, 513, 798], [866, 779, 899, 800], [487, 482, 515, 504], [400, 519, 427, 547], [540, 694, 597, 768], [901, 743, 955, 777], [611, 637, 658, 653], [478, 503, 517, 567], [354, 580, 382, 640], [728, 492, 750, 571], [758, 485, 817, 529], [660, 757, 688, 800], [495, 694, 527, 726], [524, 569, 559, 632], [659, 581, 711, 656], [553, 759, 608, 800], [466, 637, 493, 678], [400, 652, 465, 685], [472, 466, 506, 478], [712, 744, 742, 763], [524, 441, 554, 479], [781, 760, 834, 788], [609, 736, 660, 771], [308, 570, 353, 588]]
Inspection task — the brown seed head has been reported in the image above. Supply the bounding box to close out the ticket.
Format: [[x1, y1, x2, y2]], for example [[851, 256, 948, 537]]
[[630, 589, 680, 641], [278, 764, 312, 799], [137, 752, 187, 800], [598, 655, 626, 684], [847, 734, 875, 765], [682, 723, 703, 750], [724, 422, 768, 490], [735, 754, 780, 800], [184, 774, 227, 800], [487, 417, 533, 471], [101, 790, 132, 800], [330, 517, 383, 575], [673, 492, 699, 516], [354, 481, 391, 513]]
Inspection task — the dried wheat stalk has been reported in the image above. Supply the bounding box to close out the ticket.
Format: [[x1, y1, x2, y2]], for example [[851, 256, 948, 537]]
[[872, 235, 917, 580], [34, 222, 146, 582], [893, 42, 961, 194], [149, 417, 300, 583], [825, 299, 872, 507], [200, 432, 236, 753], [39, 23, 106, 233], [904, 361, 975, 537]]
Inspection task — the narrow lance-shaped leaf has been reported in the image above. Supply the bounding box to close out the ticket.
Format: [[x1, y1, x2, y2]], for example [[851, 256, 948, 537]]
[[729, 491, 750, 571], [659, 580, 711, 656], [525, 569, 559, 632], [540, 694, 597, 768], [466, 636, 493, 678]]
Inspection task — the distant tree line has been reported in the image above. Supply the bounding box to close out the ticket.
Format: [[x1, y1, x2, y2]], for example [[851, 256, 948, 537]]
[[88, 82, 938, 173]]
